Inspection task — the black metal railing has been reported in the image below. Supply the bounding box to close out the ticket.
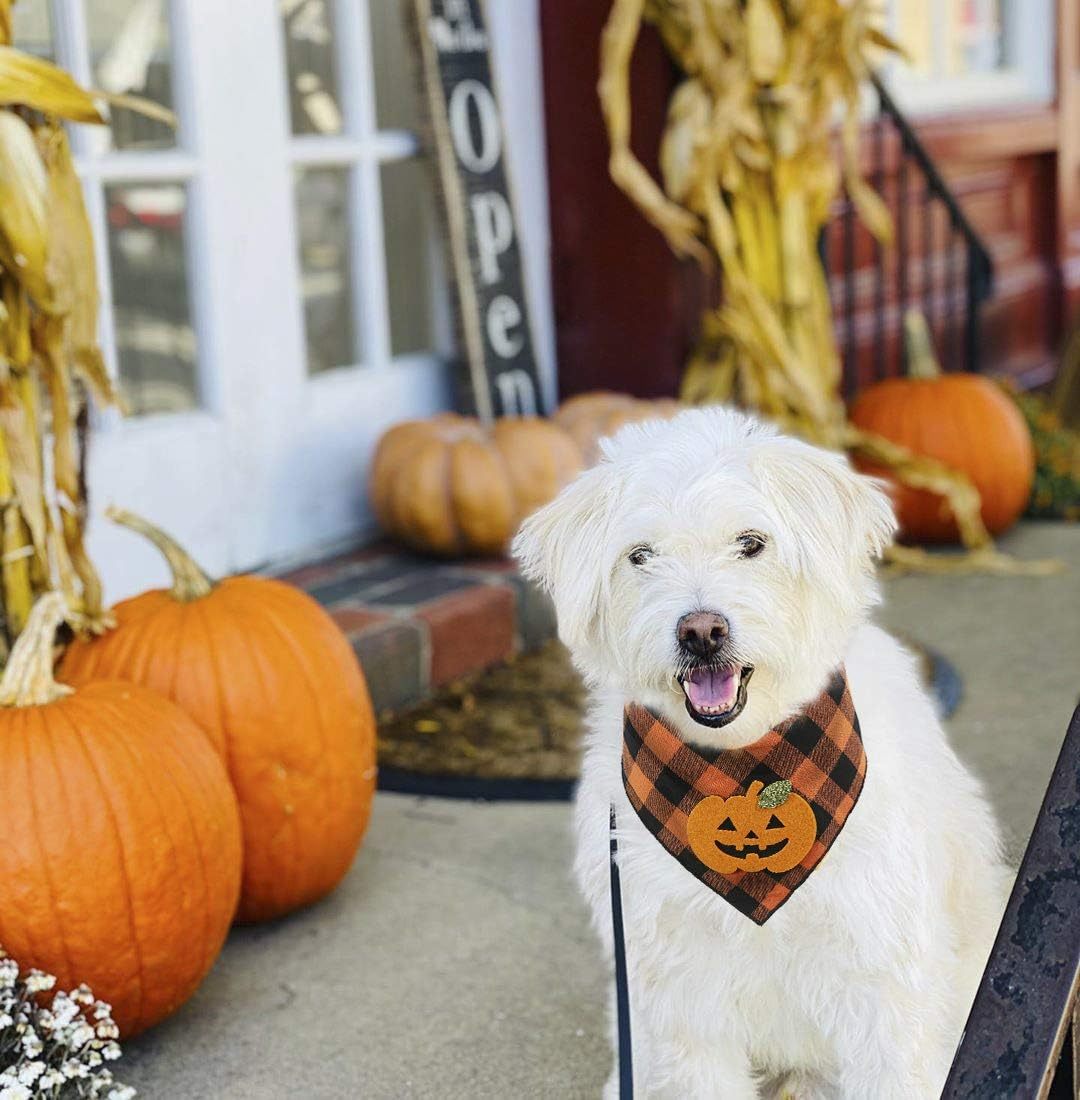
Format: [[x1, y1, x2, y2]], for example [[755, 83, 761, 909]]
[[943, 701, 1080, 1099], [823, 75, 995, 395]]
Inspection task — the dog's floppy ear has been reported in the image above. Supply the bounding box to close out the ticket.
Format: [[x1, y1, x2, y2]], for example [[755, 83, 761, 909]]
[[513, 462, 621, 652], [754, 439, 897, 579]]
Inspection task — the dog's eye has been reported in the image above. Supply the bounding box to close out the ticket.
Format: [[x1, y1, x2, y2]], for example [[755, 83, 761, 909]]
[[735, 531, 767, 560], [628, 545, 654, 567]]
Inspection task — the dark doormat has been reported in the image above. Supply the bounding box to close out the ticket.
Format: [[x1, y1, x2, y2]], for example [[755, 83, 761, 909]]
[[377, 639, 962, 802]]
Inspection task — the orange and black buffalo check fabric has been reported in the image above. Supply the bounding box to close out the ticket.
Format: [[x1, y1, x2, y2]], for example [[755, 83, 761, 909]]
[[621, 670, 866, 924]]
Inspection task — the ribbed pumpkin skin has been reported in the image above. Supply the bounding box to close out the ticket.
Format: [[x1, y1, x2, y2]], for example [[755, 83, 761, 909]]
[[60, 577, 376, 923], [369, 414, 583, 556], [850, 374, 1035, 543], [0, 682, 242, 1037], [554, 392, 681, 464]]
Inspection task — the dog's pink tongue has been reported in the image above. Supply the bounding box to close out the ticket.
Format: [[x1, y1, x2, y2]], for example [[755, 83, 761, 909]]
[[684, 666, 738, 711]]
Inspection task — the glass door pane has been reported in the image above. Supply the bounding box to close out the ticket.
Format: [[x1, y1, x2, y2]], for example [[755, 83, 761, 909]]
[[10, 0, 53, 57], [104, 182, 199, 414], [380, 156, 440, 357], [281, 0, 345, 136], [294, 166, 359, 374], [85, 0, 177, 150], [370, 0, 423, 131]]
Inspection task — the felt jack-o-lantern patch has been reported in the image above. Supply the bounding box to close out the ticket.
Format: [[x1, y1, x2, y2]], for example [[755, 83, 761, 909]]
[[687, 780, 817, 875]]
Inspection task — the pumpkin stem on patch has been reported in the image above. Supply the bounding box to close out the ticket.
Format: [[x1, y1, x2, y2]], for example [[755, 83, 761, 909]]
[[758, 779, 792, 809], [0, 592, 74, 706], [106, 506, 214, 602]]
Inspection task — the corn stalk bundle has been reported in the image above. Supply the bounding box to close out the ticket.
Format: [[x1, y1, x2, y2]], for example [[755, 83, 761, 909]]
[[0, 1, 175, 651], [599, 0, 1053, 574]]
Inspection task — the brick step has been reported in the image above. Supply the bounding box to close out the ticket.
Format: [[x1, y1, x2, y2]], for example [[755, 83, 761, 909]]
[[277, 545, 556, 714]]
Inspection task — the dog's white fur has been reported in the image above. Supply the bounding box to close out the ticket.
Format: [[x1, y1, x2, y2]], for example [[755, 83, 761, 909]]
[[514, 407, 1010, 1099]]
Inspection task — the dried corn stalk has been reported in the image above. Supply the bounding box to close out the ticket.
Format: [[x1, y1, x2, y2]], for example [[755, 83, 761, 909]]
[[599, 0, 1049, 574], [0, 2, 172, 650]]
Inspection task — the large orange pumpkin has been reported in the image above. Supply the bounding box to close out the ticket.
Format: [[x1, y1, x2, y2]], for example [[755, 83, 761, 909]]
[[0, 594, 242, 1036], [554, 392, 682, 464], [60, 511, 377, 924], [850, 371, 1035, 543], [369, 414, 583, 556]]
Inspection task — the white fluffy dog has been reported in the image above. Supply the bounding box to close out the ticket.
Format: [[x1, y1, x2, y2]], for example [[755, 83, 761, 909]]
[[514, 407, 1010, 1100]]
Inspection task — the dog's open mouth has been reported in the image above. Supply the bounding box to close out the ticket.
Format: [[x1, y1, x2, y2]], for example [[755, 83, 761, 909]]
[[678, 664, 753, 727]]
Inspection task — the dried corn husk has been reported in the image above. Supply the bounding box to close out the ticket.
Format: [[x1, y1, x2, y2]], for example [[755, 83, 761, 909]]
[[746, 0, 785, 84], [0, 2, 166, 646], [0, 111, 51, 306], [38, 124, 120, 406], [599, 0, 1047, 575], [0, 45, 103, 122]]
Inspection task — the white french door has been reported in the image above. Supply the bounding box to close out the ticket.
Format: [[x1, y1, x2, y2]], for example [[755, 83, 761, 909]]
[[15, 0, 454, 600]]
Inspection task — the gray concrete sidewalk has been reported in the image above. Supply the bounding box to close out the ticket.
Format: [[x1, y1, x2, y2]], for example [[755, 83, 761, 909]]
[[122, 522, 1080, 1099]]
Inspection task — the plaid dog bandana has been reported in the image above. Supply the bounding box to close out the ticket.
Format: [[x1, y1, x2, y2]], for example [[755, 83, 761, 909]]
[[621, 670, 865, 924]]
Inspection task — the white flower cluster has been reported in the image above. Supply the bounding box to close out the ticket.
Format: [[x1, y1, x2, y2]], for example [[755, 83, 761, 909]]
[[0, 947, 134, 1100]]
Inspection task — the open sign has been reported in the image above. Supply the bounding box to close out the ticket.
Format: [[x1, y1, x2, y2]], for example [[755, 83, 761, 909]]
[[414, 0, 545, 421]]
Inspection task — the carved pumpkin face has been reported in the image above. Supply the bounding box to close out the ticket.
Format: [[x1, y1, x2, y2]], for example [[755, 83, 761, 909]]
[[687, 780, 817, 875]]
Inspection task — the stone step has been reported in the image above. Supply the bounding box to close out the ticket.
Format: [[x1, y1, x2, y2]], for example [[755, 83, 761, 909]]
[[277, 544, 556, 714]]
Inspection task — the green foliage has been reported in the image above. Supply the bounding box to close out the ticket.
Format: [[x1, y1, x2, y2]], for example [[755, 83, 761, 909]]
[[1009, 388, 1080, 521]]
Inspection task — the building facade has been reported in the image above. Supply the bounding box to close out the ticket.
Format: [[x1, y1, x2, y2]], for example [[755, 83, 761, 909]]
[[14, 0, 1077, 597]]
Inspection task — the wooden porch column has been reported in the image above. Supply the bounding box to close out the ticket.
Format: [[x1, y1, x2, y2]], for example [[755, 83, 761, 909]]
[[1057, 0, 1080, 327]]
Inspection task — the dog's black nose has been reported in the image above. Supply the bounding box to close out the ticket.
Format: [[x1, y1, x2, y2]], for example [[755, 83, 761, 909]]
[[677, 611, 729, 660]]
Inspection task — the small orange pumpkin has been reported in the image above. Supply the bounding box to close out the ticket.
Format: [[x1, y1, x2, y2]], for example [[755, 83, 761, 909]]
[[369, 414, 583, 556], [849, 352, 1035, 543], [687, 780, 817, 875], [554, 392, 681, 464], [0, 594, 242, 1036], [60, 510, 376, 924]]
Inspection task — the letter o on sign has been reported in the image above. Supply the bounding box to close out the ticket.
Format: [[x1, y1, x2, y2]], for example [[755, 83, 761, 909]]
[[448, 79, 501, 174]]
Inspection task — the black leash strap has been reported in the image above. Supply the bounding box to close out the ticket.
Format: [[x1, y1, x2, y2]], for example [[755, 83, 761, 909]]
[[609, 807, 634, 1099]]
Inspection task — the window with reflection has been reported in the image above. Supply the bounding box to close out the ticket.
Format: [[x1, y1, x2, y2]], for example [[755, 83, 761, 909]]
[[281, 0, 344, 136], [887, 0, 1054, 113], [105, 182, 198, 415], [10, 0, 53, 59], [11, 1, 202, 417], [294, 166, 358, 375], [86, 0, 178, 151], [281, 0, 447, 375]]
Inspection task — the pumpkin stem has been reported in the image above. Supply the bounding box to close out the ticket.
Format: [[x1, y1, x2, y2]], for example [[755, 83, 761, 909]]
[[903, 309, 942, 380], [0, 592, 74, 707], [107, 506, 214, 602]]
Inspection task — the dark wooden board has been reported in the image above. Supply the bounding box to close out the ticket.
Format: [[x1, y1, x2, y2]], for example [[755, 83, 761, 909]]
[[413, 0, 546, 419]]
